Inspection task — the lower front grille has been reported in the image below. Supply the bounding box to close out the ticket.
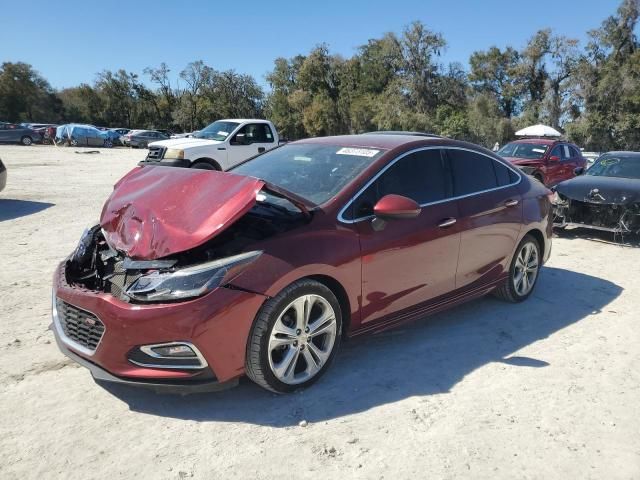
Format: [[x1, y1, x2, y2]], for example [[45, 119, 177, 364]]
[[56, 299, 105, 352], [146, 146, 166, 161]]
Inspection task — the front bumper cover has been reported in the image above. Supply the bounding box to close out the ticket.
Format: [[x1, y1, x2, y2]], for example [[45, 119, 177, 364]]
[[53, 328, 237, 393], [138, 158, 190, 168]]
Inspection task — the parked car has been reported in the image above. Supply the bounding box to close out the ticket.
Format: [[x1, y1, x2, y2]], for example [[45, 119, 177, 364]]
[[122, 130, 169, 148], [142, 119, 279, 170], [55, 124, 116, 148], [580, 150, 601, 165], [0, 158, 6, 192], [33, 124, 58, 144], [497, 139, 587, 186], [553, 151, 640, 234], [0, 122, 41, 145], [53, 133, 553, 393]]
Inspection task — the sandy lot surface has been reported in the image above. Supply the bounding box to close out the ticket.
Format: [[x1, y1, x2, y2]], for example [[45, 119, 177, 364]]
[[0, 144, 639, 479]]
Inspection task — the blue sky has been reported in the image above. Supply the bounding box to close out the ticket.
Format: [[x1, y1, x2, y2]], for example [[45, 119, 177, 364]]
[[1, 0, 622, 90]]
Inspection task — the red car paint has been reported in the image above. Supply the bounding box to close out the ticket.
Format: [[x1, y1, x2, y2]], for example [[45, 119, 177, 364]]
[[53, 134, 553, 389], [500, 138, 587, 186], [101, 167, 264, 259]]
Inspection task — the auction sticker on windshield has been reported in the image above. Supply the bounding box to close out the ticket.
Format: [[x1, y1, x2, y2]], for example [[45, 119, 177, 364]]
[[336, 147, 380, 157]]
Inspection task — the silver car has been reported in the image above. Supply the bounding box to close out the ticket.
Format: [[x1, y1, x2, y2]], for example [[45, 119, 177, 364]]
[[0, 158, 6, 192], [124, 130, 169, 148], [0, 122, 41, 145]]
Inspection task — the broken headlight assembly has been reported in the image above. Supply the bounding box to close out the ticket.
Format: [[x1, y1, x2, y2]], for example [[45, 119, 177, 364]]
[[125, 250, 262, 302]]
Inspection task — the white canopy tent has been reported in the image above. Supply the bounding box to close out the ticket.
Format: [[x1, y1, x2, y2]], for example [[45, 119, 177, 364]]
[[515, 124, 562, 137]]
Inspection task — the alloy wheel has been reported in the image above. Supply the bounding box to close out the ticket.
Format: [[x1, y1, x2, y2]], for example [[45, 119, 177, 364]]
[[513, 241, 539, 296], [268, 294, 337, 385]]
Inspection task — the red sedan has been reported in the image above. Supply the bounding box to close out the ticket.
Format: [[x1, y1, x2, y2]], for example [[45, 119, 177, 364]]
[[497, 138, 587, 186], [52, 133, 553, 393]]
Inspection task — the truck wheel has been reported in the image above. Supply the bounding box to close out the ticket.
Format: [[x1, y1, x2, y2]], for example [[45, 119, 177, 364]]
[[191, 161, 218, 171]]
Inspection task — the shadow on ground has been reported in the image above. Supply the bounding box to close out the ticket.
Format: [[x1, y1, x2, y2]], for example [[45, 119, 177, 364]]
[[101, 266, 621, 426], [555, 226, 640, 248], [0, 199, 54, 222]]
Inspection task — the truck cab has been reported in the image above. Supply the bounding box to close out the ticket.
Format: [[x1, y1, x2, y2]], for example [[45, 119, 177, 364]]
[[142, 119, 280, 170]]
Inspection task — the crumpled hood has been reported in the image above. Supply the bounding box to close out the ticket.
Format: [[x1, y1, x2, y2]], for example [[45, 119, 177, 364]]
[[148, 137, 223, 149], [555, 175, 640, 204], [503, 157, 542, 167], [100, 166, 264, 260]]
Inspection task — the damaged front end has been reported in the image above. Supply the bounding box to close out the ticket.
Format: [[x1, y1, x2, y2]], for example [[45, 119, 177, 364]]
[[66, 167, 310, 302], [66, 202, 306, 303], [553, 192, 640, 235]]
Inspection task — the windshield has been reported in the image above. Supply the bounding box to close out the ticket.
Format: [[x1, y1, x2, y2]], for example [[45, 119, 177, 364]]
[[586, 154, 640, 179], [231, 144, 385, 205], [193, 121, 240, 141], [498, 142, 549, 160]]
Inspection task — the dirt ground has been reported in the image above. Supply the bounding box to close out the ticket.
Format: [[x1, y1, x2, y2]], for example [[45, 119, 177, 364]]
[[0, 144, 638, 480]]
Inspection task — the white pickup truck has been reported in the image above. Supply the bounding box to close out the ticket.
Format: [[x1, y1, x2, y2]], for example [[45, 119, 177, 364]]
[[142, 119, 280, 170]]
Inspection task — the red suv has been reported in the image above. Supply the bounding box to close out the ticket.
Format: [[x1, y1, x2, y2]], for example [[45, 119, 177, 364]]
[[498, 139, 587, 186], [52, 134, 553, 393]]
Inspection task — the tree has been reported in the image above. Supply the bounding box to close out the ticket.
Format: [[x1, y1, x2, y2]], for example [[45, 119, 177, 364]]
[[469, 46, 522, 118], [400, 21, 446, 114], [176, 60, 212, 131], [0, 62, 62, 122], [544, 35, 580, 128]]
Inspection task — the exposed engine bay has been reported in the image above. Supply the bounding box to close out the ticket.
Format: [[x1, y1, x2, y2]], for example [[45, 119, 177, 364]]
[[553, 194, 640, 235], [66, 205, 306, 302]]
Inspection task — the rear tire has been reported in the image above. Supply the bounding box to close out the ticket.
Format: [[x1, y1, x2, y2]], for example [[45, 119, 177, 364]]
[[21, 136, 33, 146], [493, 234, 541, 303], [533, 173, 544, 185], [246, 279, 342, 393]]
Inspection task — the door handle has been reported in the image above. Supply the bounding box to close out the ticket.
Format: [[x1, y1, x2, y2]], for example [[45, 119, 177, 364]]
[[258, 147, 266, 153], [505, 199, 519, 207], [438, 217, 457, 228]]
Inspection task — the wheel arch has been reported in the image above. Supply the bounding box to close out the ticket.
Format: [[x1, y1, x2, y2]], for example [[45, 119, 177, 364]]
[[191, 157, 222, 170], [524, 228, 545, 256], [306, 274, 352, 337]]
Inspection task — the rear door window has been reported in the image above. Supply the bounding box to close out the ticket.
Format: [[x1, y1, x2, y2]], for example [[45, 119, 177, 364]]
[[562, 145, 572, 159], [447, 149, 499, 196]]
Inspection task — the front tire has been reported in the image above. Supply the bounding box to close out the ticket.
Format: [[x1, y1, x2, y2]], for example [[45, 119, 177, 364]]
[[21, 136, 33, 146], [191, 161, 218, 170], [493, 234, 541, 303], [246, 279, 342, 393]]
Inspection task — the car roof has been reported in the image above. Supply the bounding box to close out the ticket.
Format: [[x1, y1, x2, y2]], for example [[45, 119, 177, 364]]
[[361, 131, 442, 138], [293, 134, 449, 150], [601, 151, 640, 156], [217, 119, 270, 124], [507, 138, 562, 145]]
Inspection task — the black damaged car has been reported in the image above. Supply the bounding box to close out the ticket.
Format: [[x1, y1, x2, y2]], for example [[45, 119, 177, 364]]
[[553, 151, 640, 234]]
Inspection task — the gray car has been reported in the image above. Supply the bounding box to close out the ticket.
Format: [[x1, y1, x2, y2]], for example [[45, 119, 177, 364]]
[[0, 158, 6, 192], [0, 122, 41, 146], [125, 130, 169, 148]]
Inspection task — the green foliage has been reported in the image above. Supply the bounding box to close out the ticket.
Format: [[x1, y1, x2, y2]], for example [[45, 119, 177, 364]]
[[1, 0, 639, 150]]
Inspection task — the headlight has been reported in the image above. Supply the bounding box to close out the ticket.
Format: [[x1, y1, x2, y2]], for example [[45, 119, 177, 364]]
[[164, 148, 185, 160], [125, 250, 262, 302]]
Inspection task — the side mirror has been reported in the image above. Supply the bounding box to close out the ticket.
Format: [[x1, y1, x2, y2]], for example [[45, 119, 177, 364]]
[[574, 166, 585, 176], [373, 194, 421, 220], [232, 133, 248, 145], [549, 155, 560, 162]]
